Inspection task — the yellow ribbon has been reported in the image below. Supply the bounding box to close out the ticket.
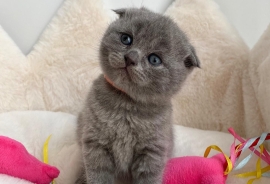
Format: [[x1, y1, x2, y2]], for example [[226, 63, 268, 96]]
[[236, 145, 270, 184], [43, 135, 55, 184], [204, 145, 233, 175], [43, 135, 52, 164]]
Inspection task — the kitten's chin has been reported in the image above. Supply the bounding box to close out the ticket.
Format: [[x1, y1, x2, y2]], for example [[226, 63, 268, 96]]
[[107, 69, 131, 89], [126, 68, 149, 86], [117, 67, 130, 82], [104, 66, 149, 95], [104, 74, 167, 103]]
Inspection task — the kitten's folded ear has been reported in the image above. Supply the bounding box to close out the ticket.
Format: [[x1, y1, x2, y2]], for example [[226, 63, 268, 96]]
[[184, 46, 201, 68], [112, 9, 127, 18]]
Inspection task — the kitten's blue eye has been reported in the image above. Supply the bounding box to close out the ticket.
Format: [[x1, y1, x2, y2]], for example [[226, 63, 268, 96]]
[[148, 54, 162, 66], [121, 34, 132, 45]]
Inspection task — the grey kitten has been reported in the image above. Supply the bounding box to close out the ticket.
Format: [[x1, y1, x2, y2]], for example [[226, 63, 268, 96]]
[[76, 7, 200, 184]]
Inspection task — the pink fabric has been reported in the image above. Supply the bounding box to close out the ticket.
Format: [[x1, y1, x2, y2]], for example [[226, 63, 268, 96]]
[[163, 154, 227, 184], [0, 136, 60, 184]]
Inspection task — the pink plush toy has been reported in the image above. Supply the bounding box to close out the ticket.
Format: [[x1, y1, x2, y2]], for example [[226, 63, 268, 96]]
[[163, 153, 227, 184], [163, 128, 270, 184], [0, 136, 60, 184]]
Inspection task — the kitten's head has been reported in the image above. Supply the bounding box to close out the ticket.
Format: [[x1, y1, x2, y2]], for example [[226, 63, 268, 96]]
[[100, 8, 200, 103]]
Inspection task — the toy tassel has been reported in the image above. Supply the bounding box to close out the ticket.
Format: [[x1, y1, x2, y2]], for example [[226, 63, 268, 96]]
[[228, 128, 270, 183], [203, 128, 270, 184], [229, 128, 270, 164], [236, 145, 270, 183]]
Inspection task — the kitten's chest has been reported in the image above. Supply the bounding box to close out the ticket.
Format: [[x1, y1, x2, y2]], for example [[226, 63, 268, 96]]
[[90, 84, 169, 172], [103, 108, 156, 172], [101, 106, 156, 144], [111, 118, 136, 172]]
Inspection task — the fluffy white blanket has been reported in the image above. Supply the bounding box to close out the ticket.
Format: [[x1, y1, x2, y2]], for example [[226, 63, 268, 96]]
[[0, 111, 268, 184]]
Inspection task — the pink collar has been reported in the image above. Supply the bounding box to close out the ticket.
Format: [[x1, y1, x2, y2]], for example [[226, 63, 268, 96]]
[[104, 75, 126, 94]]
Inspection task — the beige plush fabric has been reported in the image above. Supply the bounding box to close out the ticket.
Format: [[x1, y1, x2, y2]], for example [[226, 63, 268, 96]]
[[249, 24, 270, 134], [0, 0, 267, 137], [0, 29, 29, 111], [0, 0, 107, 113], [165, 0, 264, 137]]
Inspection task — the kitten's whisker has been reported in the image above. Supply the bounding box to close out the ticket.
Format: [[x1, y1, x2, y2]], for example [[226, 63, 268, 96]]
[[140, 0, 145, 8], [131, 1, 135, 9]]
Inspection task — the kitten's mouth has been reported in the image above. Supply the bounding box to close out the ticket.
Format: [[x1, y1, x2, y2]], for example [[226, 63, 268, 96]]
[[120, 67, 129, 76], [118, 66, 134, 84]]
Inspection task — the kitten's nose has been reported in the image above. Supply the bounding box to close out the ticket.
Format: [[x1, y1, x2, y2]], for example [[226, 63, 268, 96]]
[[124, 50, 139, 66]]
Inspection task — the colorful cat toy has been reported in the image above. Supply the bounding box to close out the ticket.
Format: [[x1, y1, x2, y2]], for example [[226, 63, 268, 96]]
[[163, 128, 270, 184]]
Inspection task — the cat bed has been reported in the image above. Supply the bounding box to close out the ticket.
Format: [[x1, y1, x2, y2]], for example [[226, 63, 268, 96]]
[[0, 0, 268, 138], [0, 111, 268, 184], [0, 0, 269, 183]]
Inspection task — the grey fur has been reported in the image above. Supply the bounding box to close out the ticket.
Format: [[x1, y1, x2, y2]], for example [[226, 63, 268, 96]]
[[76, 7, 200, 184]]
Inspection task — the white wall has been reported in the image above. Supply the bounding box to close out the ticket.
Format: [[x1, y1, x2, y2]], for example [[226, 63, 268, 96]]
[[0, 0, 269, 54], [214, 0, 270, 48], [0, 0, 64, 54]]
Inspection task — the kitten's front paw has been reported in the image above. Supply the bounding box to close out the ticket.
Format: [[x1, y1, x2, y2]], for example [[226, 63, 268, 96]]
[[86, 170, 114, 184], [131, 154, 163, 184]]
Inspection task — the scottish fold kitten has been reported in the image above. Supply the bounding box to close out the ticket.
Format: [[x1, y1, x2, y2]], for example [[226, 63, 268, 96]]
[[76, 7, 200, 184]]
